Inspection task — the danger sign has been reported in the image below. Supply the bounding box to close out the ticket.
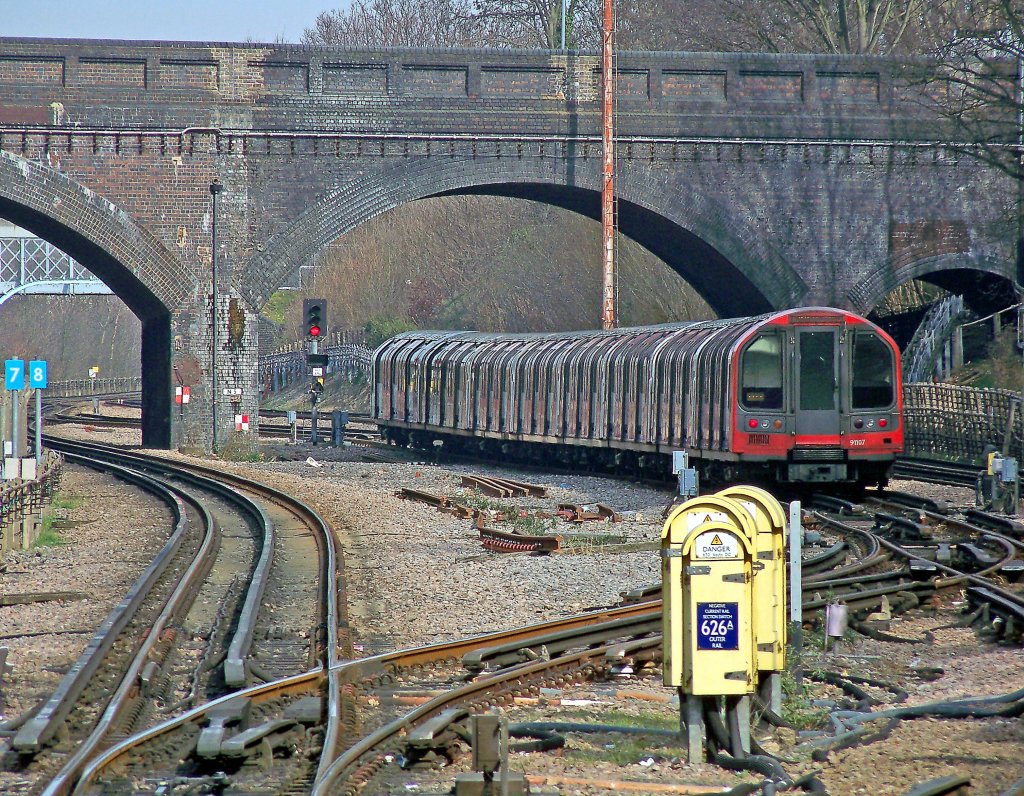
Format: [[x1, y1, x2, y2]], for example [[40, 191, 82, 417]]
[[693, 530, 740, 559]]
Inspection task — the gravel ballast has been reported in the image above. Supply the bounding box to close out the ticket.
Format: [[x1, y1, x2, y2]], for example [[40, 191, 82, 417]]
[[6, 428, 1024, 794]]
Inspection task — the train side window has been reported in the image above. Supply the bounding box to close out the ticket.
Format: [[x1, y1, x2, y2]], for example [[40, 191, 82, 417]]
[[852, 333, 894, 409], [740, 335, 783, 409]]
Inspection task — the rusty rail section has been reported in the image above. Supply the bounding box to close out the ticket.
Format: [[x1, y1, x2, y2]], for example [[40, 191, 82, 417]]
[[461, 474, 547, 498], [477, 521, 562, 553]]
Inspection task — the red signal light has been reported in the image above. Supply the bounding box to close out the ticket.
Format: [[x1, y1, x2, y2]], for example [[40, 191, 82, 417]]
[[878, 418, 888, 428], [310, 325, 321, 337], [747, 418, 758, 429]]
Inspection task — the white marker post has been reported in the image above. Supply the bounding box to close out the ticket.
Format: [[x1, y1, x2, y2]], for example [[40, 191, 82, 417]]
[[789, 500, 803, 684]]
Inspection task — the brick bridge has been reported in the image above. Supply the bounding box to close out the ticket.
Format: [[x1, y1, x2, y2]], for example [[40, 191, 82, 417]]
[[0, 38, 1021, 450]]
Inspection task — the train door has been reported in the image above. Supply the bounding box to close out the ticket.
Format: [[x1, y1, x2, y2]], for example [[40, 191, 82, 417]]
[[795, 328, 840, 437]]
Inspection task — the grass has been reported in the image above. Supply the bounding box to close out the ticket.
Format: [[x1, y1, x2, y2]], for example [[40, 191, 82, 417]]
[[525, 708, 684, 766], [219, 432, 264, 462], [458, 492, 560, 536], [779, 664, 830, 731], [34, 490, 83, 547], [50, 492, 84, 512], [262, 290, 298, 326]]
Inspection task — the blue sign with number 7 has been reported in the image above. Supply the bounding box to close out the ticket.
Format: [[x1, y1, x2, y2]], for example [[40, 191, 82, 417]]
[[29, 360, 47, 389], [5, 359, 25, 391]]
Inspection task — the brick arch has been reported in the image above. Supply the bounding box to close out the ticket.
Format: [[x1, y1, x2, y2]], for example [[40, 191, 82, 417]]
[[847, 252, 1020, 315], [0, 150, 193, 319], [246, 157, 807, 318], [0, 150, 191, 448]]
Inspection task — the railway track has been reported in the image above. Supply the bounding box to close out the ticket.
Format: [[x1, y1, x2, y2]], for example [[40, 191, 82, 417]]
[[3, 433, 346, 795], [20, 408, 1024, 793], [891, 456, 984, 488]]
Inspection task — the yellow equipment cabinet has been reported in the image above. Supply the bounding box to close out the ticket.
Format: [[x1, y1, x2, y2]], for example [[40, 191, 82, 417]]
[[662, 495, 759, 686], [662, 518, 755, 695], [716, 485, 787, 674]]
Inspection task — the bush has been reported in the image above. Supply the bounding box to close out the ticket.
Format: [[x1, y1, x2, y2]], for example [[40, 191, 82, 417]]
[[365, 314, 417, 348], [219, 432, 263, 462]]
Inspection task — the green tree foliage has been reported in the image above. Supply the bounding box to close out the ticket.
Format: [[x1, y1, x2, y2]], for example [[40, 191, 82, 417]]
[[364, 314, 418, 348]]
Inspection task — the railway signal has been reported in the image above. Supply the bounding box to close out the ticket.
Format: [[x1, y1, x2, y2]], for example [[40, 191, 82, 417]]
[[303, 298, 327, 339]]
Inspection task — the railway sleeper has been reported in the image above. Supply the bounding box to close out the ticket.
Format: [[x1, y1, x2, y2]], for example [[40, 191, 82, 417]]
[[965, 587, 1024, 643], [954, 543, 1001, 570], [873, 512, 931, 541], [964, 509, 1024, 536], [195, 697, 252, 758], [403, 707, 471, 768], [462, 617, 662, 674]]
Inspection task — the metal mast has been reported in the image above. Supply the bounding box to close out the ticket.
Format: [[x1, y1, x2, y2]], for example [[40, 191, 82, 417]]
[[600, 0, 617, 329]]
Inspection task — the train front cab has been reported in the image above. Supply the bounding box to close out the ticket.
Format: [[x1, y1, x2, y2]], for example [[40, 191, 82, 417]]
[[733, 309, 903, 485]]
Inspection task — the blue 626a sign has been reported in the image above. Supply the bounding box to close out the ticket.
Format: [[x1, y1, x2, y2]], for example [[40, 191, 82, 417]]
[[5, 359, 25, 390], [697, 602, 739, 651]]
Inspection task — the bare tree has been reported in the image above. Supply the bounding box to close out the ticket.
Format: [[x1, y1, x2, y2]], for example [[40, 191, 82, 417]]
[[919, 0, 1024, 179], [473, 0, 600, 49], [303, 0, 482, 47], [617, 0, 946, 54]]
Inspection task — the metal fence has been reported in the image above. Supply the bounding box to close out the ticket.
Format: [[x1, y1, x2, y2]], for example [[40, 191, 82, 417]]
[[1, 452, 62, 557], [903, 383, 1023, 464], [902, 295, 964, 383], [47, 377, 142, 397]]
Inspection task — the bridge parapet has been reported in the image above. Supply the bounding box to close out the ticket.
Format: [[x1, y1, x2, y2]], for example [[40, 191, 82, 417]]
[[0, 39, 960, 141]]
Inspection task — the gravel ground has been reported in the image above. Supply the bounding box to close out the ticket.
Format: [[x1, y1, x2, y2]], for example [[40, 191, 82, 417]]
[[0, 465, 173, 792], [7, 424, 1024, 794]]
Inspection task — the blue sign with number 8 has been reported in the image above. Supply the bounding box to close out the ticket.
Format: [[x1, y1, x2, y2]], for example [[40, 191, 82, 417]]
[[29, 360, 47, 389]]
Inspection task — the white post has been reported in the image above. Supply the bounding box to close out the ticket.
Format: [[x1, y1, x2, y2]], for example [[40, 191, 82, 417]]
[[11, 390, 19, 458], [35, 389, 42, 464], [789, 500, 803, 683]]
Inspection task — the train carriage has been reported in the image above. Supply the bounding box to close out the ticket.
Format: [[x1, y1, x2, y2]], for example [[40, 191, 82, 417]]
[[373, 308, 903, 487]]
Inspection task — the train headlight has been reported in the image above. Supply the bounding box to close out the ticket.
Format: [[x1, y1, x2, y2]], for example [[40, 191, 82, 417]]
[[853, 418, 864, 429], [773, 419, 783, 430]]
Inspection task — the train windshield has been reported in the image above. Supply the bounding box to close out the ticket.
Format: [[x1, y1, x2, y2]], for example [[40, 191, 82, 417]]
[[799, 331, 836, 411], [852, 332, 895, 409], [740, 334, 783, 409]]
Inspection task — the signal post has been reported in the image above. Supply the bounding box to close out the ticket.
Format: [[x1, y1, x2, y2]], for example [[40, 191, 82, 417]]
[[302, 299, 327, 444]]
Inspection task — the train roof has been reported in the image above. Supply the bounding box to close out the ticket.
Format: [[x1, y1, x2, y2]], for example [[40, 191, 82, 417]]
[[378, 307, 881, 348]]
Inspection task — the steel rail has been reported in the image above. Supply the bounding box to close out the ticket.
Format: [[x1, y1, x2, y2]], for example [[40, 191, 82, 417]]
[[44, 435, 277, 690], [313, 636, 664, 794], [42, 433, 346, 787], [11, 456, 191, 754], [805, 516, 886, 583], [892, 457, 983, 488], [41, 459, 222, 796], [73, 604, 657, 789], [868, 499, 1024, 584], [73, 669, 325, 792], [813, 508, 1024, 623]]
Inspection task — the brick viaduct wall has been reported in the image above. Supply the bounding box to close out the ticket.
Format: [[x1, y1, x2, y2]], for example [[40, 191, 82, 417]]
[[0, 38, 1020, 450]]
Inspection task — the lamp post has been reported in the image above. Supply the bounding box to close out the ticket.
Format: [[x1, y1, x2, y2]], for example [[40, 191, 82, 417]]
[[209, 179, 223, 454]]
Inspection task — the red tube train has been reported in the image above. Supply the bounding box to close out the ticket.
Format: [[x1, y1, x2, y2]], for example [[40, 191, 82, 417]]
[[372, 307, 903, 488]]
